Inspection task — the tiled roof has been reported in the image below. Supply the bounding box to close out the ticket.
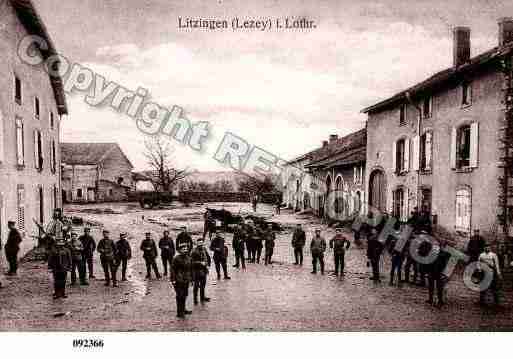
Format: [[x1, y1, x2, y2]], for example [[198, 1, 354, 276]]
[[60, 143, 133, 168], [362, 42, 513, 114], [10, 0, 68, 115], [307, 147, 366, 169]]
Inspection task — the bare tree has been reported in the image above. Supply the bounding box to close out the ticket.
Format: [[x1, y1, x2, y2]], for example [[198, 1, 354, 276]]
[[213, 179, 234, 192], [237, 172, 278, 195], [143, 137, 190, 192]]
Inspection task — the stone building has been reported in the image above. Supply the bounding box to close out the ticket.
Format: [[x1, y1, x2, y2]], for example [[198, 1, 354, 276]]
[[0, 0, 67, 255], [283, 129, 366, 221], [61, 143, 133, 203], [362, 19, 513, 246]]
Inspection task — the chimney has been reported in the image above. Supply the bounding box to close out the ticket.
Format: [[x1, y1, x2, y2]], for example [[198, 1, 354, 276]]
[[329, 134, 339, 143], [499, 17, 513, 47], [322, 140, 328, 147], [453, 26, 471, 67]]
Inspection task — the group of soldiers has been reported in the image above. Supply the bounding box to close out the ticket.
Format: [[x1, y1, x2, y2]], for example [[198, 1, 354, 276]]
[[231, 219, 276, 269]]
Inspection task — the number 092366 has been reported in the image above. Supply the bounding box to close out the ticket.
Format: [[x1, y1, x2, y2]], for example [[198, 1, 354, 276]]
[[72, 339, 104, 348]]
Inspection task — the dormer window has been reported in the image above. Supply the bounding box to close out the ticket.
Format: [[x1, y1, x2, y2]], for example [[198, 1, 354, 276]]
[[462, 82, 472, 106]]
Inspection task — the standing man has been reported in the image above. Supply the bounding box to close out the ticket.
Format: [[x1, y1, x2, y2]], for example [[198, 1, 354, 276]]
[[97, 230, 119, 287], [264, 227, 276, 265], [141, 232, 161, 279], [254, 224, 265, 264], [275, 198, 281, 215], [191, 238, 211, 305], [292, 224, 306, 266], [467, 229, 486, 263], [176, 226, 193, 254], [210, 231, 231, 280], [45, 208, 65, 252], [329, 228, 351, 277], [245, 221, 256, 262], [69, 232, 88, 286], [203, 210, 216, 241], [159, 230, 175, 277], [252, 194, 258, 212], [479, 244, 502, 306], [79, 227, 96, 279], [388, 238, 404, 286], [170, 243, 193, 318], [367, 228, 383, 282], [310, 229, 326, 275], [48, 237, 72, 299], [232, 223, 246, 269], [5, 221, 22, 276], [116, 232, 132, 282], [427, 240, 451, 308]]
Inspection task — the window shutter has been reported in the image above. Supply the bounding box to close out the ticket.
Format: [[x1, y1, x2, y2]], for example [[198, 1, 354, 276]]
[[412, 135, 420, 171], [425, 131, 432, 171], [40, 133, 44, 170], [359, 166, 363, 184], [404, 138, 410, 171], [353, 167, 357, 184], [33, 130, 39, 169], [392, 141, 397, 173], [450, 127, 457, 169], [470, 122, 479, 168], [0, 109, 4, 162]]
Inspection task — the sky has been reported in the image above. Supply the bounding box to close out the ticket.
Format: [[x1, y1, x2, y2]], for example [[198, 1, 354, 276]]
[[32, 0, 513, 171]]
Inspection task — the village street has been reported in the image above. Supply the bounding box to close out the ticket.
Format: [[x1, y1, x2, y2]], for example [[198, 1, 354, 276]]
[[0, 202, 512, 331]]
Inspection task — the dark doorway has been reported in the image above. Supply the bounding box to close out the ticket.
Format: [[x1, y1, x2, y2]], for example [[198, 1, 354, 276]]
[[369, 169, 386, 213]]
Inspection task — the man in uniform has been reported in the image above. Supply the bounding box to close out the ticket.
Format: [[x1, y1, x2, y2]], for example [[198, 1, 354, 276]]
[[116, 232, 132, 281], [141, 232, 161, 279], [232, 223, 246, 269], [264, 227, 276, 266], [48, 237, 72, 299], [45, 208, 65, 251], [69, 232, 88, 286], [254, 224, 265, 264], [310, 229, 326, 275], [245, 221, 256, 262], [367, 227, 383, 282], [170, 243, 193, 318], [191, 238, 211, 305], [329, 228, 351, 277], [159, 230, 175, 277], [478, 244, 502, 306], [203, 210, 216, 241], [97, 230, 119, 287], [176, 226, 193, 254], [5, 221, 22, 276], [292, 224, 306, 266], [79, 227, 96, 279], [210, 231, 231, 280], [427, 239, 450, 308]]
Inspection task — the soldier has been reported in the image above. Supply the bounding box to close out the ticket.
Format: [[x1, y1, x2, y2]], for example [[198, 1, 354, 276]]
[[367, 227, 383, 282], [329, 228, 351, 276], [170, 243, 193, 318], [210, 231, 231, 280], [245, 221, 256, 262], [141, 232, 161, 279], [45, 208, 65, 251], [79, 227, 96, 279], [232, 223, 246, 269], [191, 238, 211, 305], [69, 232, 88, 286], [310, 229, 326, 275], [292, 224, 306, 265], [264, 228, 275, 266], [388, 237, 404, 286], [97, 230, 119, 287], [254, 224, 265, 264], [48, 237, 72, 299], [116, 232, 132, 282], [5, 221, 22, 276], [478, 244, 502, 306], [176, 226, 193, 254], [427, 240, 451, 308], [203, 210, 216, 241], [159, 230, 175, 277]]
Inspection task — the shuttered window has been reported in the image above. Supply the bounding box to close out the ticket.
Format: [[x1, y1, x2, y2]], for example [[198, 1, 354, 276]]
[[451, 123, 478, 169], [455, 188, 471, 233], [394, 138, 410, 174], [17, 184, 25, 231], [15, 118, 24, 167], [34, 129, 43, 170]]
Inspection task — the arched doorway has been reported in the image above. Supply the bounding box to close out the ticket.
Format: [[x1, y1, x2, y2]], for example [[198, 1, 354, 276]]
[[369, 169, 386, 213]]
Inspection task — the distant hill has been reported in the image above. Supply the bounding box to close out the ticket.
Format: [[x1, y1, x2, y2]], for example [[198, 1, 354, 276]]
[[180, 170, 245, 191]]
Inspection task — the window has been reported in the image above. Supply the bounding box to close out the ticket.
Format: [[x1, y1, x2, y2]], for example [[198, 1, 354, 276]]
[[393, 138, 409, 174], [15, 118, 24, 167], [451, 123, 479, 169], [50, 112, 54, 130], [77, 188, 83, 198], [34, 97, 40, 119], [34, 129, 43, 170], [15, 76, 22, 104], [420, 131, 433, 171], [399, 104, 407, 126], [422, 97, 432, 119], [108, 189, 114, 197], [353, 166, 363, 184], [462, 82, 472, 106], [455, 188, 471, 233], [392, 187, 406, 221], [50, 139, 56, 173], [17, 184, 25, 231]]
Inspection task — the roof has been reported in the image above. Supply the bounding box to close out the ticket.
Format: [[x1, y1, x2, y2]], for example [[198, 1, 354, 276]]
[[307, 147, 366, 169], [10, 0, 68, 115], [60, 143, 134, 168], [98, 179, 131, 189], [132, 171, 152, 182], [362, 42, 513, 114]]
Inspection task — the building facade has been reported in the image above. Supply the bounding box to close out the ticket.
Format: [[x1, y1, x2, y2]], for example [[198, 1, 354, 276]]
[[0, 0, 67, 256], [61, 143, 133, 203], [363, 19, 513, 247], [283, 129, 366, 221]]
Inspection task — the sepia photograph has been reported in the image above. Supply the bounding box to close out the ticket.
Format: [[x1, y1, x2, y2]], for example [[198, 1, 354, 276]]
[[0, 0, 513, 354]]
